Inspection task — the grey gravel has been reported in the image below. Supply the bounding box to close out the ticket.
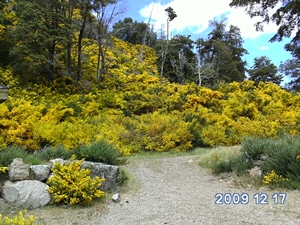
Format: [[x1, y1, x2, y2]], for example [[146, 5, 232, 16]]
[[8, 155, 300, 225]]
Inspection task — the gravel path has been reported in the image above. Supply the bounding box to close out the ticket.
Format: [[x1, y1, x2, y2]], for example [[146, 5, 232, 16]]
[[9, 154, 300, 225]]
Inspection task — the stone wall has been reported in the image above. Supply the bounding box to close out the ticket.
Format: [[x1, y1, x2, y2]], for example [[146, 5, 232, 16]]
[[0, 158, 120, 209]]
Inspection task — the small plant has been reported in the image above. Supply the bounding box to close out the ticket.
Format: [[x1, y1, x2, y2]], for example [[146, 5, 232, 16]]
[[47, 155, 105, 205], [116, 168, 129, 185], [262, 170, 289, 185], [0, 166, 9, 174], [0, 210, 37, 225]]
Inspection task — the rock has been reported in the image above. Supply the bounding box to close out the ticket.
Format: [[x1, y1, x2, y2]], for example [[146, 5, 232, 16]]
[[82, 161, 120, 191], [112, 193, 121, 203], [253, 160, 263, 166], [260, 155, 268, 161], [49, 158, 65, 168], [9, 158, 30, 181], [249, 166, 262, 178], [0, 198, 10, 213], [2, 180, 51, 209], [30, 165, 51, 181]]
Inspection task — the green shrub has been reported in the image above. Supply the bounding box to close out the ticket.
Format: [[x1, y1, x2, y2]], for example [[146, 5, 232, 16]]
[[76, 139, 127, 165], [0, 210, 37, 225], [241, 137, 273, 160], [239, 135, 300, 189], [0, 146, 43, 167], [116, 168, 129, 185], [47, 156, 105, 205], [35, 145, 73, 161], [231, 156, 253, 176]]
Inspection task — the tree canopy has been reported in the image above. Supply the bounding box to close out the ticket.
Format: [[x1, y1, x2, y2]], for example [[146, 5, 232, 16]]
[[229, 0, 300, 58], [248, 56, 283, 85]]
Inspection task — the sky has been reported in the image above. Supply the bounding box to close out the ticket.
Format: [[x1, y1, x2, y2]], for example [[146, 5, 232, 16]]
[[121, 0, 293, 81]]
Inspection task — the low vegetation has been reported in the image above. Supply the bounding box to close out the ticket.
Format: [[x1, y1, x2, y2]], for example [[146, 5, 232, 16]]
[[198, 135, 300, 190], [47, 156, 105, 205]]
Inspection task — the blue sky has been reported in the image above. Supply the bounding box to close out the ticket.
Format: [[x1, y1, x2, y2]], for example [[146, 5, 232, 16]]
[[121, 0, 293, 81]]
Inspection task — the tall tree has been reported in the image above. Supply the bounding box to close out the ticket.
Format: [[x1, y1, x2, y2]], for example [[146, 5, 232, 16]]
[[229, 0, 300, 59], [156, 35, 196, 84], [0, 0, 16, 66], [159, 6, 177, 85], [279, 58, 300, 91], [92, 0, 126, 81], [111, 17, 157, 47], [248, 56, 283, 85], [196, 18, 247, 86], [9, 0, 71, 82]]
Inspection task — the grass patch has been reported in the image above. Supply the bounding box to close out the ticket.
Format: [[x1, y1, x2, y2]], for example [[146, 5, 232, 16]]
[[198, 145, 242, 174]]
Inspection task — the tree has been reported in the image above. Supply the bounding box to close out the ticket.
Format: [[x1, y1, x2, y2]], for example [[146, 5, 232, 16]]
[[248, 56, 283, 85], [0, 0, 16, 66], [92, 0, 126, 81], [111, 17, 157, 47], [229, 0, 300, 59], [159, 7, 177, 85], [156, 35, 197, 84], [279, 58, 300, 91], [8, 0, 71, 82], [195, 18, 247, 86]]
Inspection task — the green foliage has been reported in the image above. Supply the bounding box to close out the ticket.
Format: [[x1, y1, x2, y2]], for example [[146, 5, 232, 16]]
[[47, 156, 105, 205], [195, 18, 247, 86], [248, 56, 283, 85], [0, 210, 37, 225], [241, 137, 272, 160], [229, 0, 300, 59], [0, 146, 43, 167], [76, 139, 127, 165], [237, 135, 300, 189], [116, 168, 129, 185], [198, 146, 241, 174]]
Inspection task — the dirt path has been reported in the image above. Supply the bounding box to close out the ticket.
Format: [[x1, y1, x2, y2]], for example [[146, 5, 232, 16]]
[[11, 155, 300, 224]]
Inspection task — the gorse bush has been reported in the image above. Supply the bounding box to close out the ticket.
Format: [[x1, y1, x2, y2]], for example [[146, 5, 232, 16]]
[[262, 170, 289, 186], [1, 67, 300, 154], [0, 210, 37, 225], [47, 156, 105, 205]]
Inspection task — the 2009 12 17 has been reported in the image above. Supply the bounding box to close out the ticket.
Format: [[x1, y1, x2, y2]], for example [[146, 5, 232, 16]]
[[215, 193, 287, 204]]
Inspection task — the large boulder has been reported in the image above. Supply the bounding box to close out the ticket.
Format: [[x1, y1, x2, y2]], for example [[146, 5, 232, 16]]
[[1, 180, 51, 209], [82, 161, 120, 191], [9, 158, 30, 181], [30, 165, 51, 181]]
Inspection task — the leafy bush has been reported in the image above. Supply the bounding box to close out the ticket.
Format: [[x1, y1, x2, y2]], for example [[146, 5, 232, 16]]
[[234, 135, 300, 189], [47, 156, 105, 205], [0, 146, 43, 167], [75, 139, 127, 165], [116, 168, 129, 185], [262, 170, 289, 186], [0, 210, 37, 225], [136, 112, 194, 152], [241, 137, 273, 160]]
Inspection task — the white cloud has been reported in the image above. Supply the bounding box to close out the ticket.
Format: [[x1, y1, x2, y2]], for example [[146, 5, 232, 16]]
[[139, 0, 280, 39], [259, 46, 269, 50]]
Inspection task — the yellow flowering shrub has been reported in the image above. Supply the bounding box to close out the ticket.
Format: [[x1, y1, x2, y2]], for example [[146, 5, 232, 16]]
[[0, 166, 9, 173], [136, 112, 194, 152], [47, 156, 105, 205], [0, 210, 37, 225], [262, 170, 289, 185]]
